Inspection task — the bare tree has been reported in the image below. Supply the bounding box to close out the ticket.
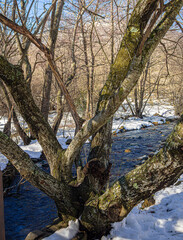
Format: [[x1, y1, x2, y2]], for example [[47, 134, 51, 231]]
[[0, 79, 31, 144], [41, 0, 64, 121]]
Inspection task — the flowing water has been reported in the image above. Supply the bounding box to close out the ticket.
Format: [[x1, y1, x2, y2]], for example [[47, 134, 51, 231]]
[[4, 122, 176, 240]]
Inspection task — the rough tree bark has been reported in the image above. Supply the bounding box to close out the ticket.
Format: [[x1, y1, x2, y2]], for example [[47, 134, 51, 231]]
[[80, 114, 183, 236], [0, 0, 182, 238], [2, 108, 12, 137], [87, 0, 164, 188]]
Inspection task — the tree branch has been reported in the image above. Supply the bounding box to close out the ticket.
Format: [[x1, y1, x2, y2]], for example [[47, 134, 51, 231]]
[[0, 130, 81, 218], [0, 56, 64, 179], [63, 0, 183, 181], [176, 19, 183, 32], [141, 0, 183, 64], [80, 115, 183, 235], [0, 13, 84, 131], [0, 130, 61, 198]]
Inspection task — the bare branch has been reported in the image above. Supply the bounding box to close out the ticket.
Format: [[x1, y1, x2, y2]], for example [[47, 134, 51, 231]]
[[0, 13, 84, 132]]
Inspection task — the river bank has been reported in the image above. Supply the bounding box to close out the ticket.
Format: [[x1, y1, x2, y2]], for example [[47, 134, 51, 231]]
[[4, 121, 176, 240]]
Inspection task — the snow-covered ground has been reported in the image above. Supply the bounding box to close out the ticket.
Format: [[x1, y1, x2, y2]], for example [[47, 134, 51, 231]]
[[103, 176, 183, 240], [1, 103, 183, 240], [43, 220, 79, 240], [43, 177, 183, 240], [0, 155, 8, 171], [112, 102, 178, 133]]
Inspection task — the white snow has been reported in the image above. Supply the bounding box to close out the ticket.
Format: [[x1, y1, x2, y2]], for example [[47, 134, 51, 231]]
[[0, 154, 8, 171], [144, 103, 175, 117], [103, 176, 183, 240], [20, 140, 43, 158], [43, 220, 79, 240], [113, 101, 176, 118], [0, 118, 9, 171], [112, 102, 179, 134], [0, 117, 8, 131], [112, 117, 154, 133], [112, 115, 170, 133]]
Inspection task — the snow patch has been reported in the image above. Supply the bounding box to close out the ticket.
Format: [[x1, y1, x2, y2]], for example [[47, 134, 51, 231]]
[[112, 116, 168, 133], [43, 220, 79, 240], [105, 177, 183, 240], [0, 154, 8, 171]]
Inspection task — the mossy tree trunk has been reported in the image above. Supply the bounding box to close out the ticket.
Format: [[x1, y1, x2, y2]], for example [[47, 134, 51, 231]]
[[80, 115, 183, 237], [0, 0, 182, 238], [87, 0, 180, 192]]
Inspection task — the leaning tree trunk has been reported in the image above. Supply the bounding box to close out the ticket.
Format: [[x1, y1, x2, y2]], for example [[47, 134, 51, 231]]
[[80, 115, 183, 238], [0, 56, 65, 180], [87, 0, 161, 192], [41, 64, 53, 121], [0, 129, 82, 221]]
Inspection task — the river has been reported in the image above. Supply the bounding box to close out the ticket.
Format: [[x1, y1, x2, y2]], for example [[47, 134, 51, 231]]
[[4, 122, 176, 240]]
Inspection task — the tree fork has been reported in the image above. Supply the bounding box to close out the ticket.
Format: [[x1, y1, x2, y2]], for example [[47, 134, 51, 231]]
[[0, 56, 64, 179], [0, 130, 83, 219], [80, 116, 183, 237], [87, 0, 161, 170], [87, 0, 183, 190], [0, 0, 182, 237]]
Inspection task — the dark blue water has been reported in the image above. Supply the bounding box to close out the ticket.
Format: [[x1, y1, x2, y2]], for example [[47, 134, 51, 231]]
[[109, 122, 175, 182], [4, 122, 175, 240], [4, 174, 57, 240]]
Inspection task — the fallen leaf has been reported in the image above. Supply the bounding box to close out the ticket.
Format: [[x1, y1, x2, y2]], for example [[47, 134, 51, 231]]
[[125, 149, 131, 153]]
